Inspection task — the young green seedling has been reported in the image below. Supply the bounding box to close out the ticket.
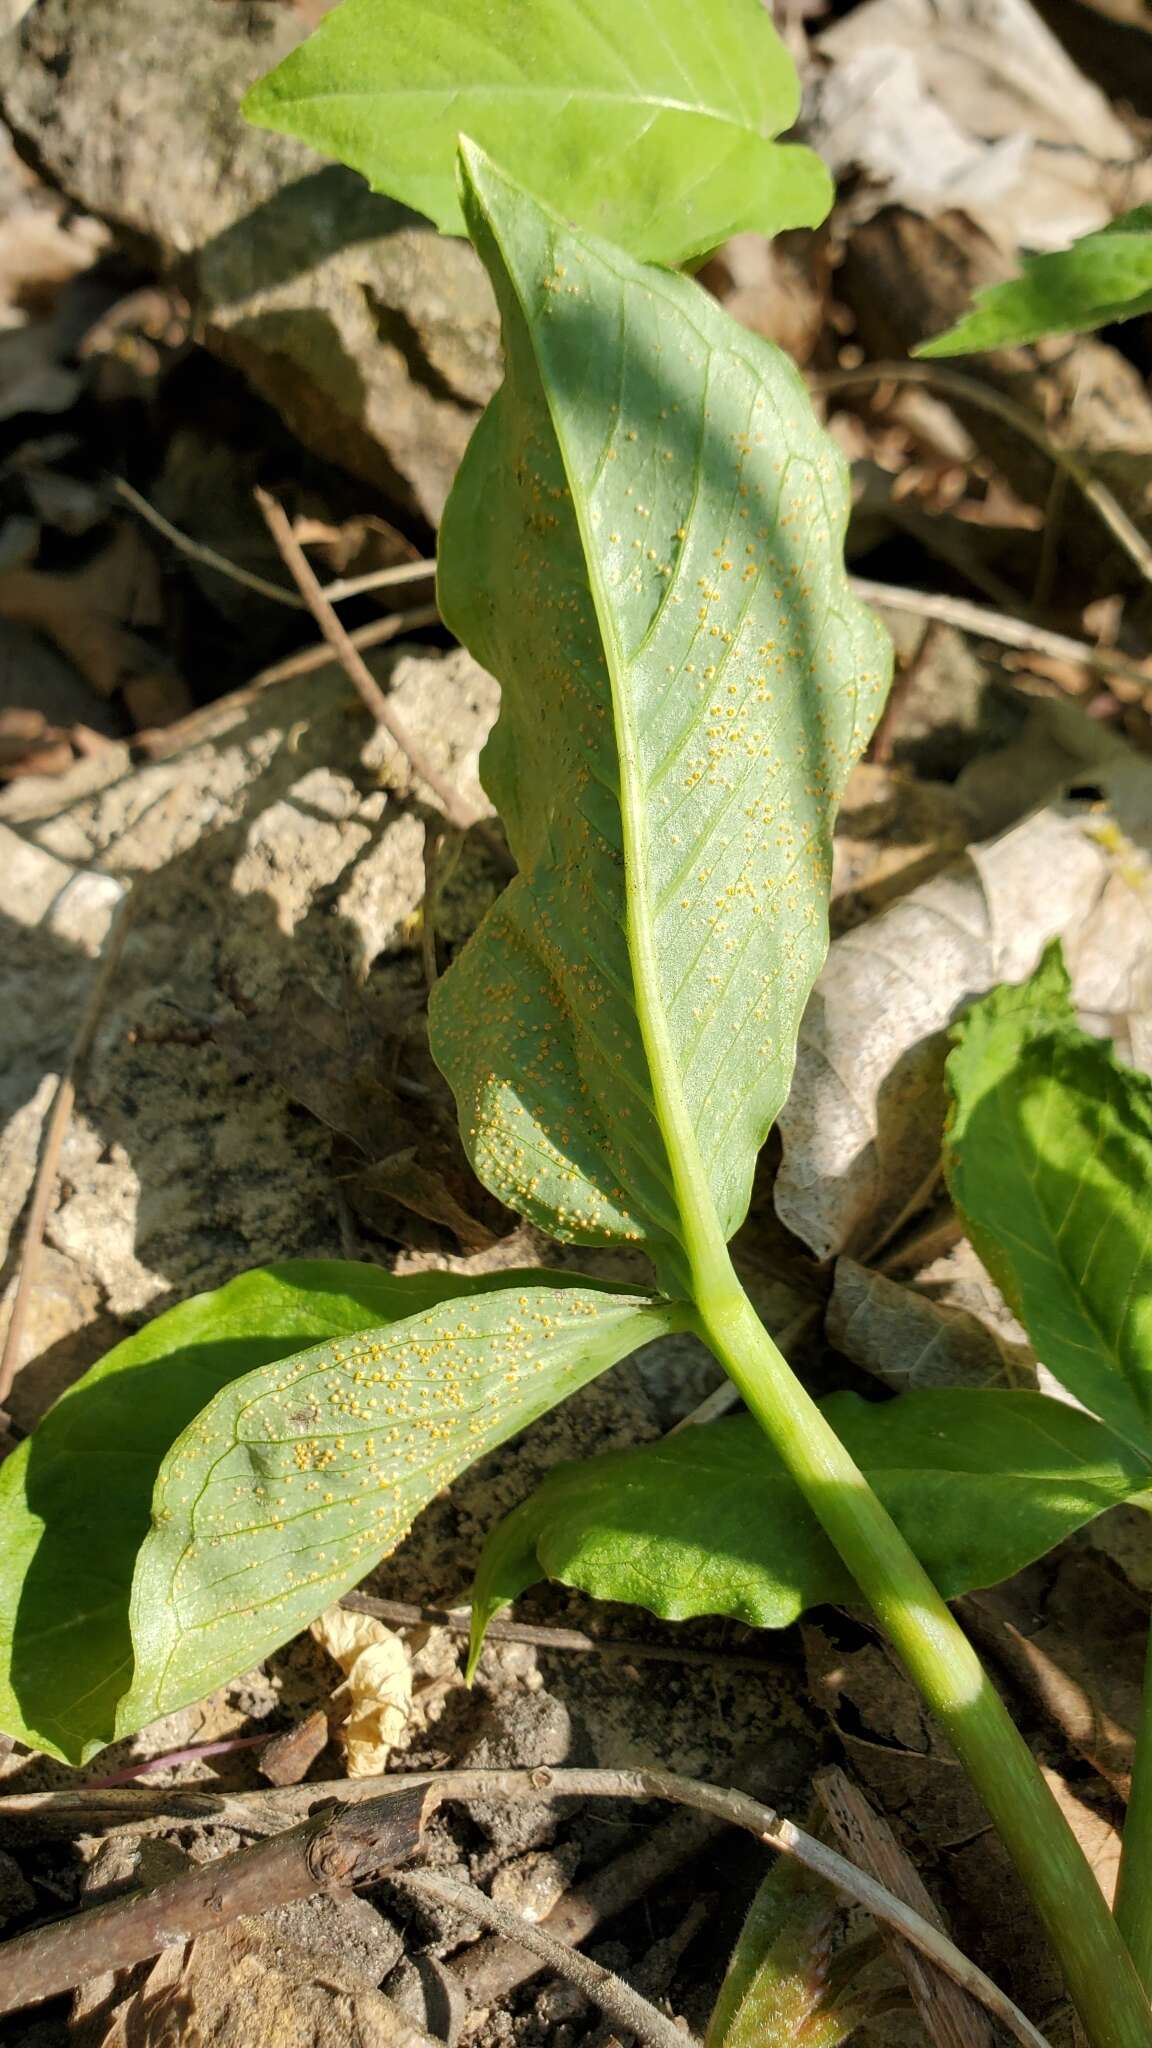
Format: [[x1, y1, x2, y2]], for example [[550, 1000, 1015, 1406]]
[[1, 6, 1150, 2042], [918, 204, 1152, 356]]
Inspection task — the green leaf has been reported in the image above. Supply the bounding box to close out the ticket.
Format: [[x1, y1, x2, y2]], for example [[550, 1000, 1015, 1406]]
[[0, 1260, 630, 1762], [707, 1857, 873, 2048], [429, 146, 890, 1296], [243, 0, 832, 268], [470, 1390, 1150, 1660], [123, 1280, 682, 1738], [946, 941, 1152, 1458], [916, 206, 1152, 356]]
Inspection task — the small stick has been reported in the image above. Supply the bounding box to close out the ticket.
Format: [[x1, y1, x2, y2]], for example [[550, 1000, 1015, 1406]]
[[869, 619, 948, 767], [255, 488, 482, 837], [0, 891, 133, 1414], [848, 575, 1152, 697], [132, 604, 440, 761], [113, 477, 436, 610], [341, 1591, 778, 1673], [455, 1800, 724, 2007], [112, 478, 309, 610], [323, 560, 438, 602], [127, 471, 1150, 711], [0, 1769, 1051, 2048], [394, 1868, 693, 2048], [0, 1782, 427, 2016], [816, 361, 1152, 589]]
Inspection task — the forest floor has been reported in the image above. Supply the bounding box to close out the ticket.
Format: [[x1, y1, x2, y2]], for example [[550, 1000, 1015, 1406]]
[[1, 2, 1152, 2044]]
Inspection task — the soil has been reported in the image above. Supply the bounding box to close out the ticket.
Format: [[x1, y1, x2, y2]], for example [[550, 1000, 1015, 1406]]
[[0, 2, 1151, 2044]]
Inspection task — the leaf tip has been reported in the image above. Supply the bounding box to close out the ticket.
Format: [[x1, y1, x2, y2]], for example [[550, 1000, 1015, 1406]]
[[911, 330, 959, 359], [465, 1604, 491, 1683]]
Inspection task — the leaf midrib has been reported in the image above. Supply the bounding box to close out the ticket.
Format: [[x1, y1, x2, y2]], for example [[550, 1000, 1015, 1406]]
[[260, 83, 771, 144], [505, 237, 739, 1297]]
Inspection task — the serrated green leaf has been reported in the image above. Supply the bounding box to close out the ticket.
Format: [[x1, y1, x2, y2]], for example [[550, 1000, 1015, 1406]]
[[946, 941, 1152, 1458], [123, 1280, 682, 1736], [916, 206, 1152, 356], [429, 147, 889, 1296], [707, 1857, 871, 2048], [0, 1260, 539, 1763], [470, 1390, 1150, 1660], [243, 0, 832, 268]]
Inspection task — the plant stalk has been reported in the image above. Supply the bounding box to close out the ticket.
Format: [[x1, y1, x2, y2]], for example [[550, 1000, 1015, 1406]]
[[697, 1286, 1152, 2048], [1115, 1613, 1152, 1995]]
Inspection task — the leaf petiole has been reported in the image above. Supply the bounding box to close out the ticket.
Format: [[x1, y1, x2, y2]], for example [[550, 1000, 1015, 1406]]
[[695, 1281, 1152, 2048]]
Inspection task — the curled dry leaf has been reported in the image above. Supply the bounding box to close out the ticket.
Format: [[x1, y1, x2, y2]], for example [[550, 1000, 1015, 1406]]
[[810, 0, 1146, 250], [775, 800, 1152, 1261], [827, 1258, 1036, 1395], [312, 1606, 412, 1778]]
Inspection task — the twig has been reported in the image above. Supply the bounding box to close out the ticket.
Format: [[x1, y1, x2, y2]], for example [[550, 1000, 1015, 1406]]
[[815, 361, 1152, 589], [0, 1769, 1051, 2048], [256, 488, 484, 838], [0, 890, 133, 1415], [956, 1593, 1134, 1799], [132, 605, 440, 761], [869, 619, 948, 768], [455, 1799, 725, 2006], [324, 560, 438, 602], [0, 1783, 427, 2016], [340, 1592, 778, 1674], [848, 575, 1152, 697], [395, 1868, 693, 2048], [82, 1731, 276, 1791], [112, 477, 436, 610], [112, 478, 310, 610]]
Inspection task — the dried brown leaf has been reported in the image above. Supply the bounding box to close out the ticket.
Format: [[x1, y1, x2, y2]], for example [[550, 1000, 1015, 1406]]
[[816, 1766, 993, 2048], [776, 798, 1152, 1261], [312, 1606, 412, 1778], [827, 1258, 1036, 1394], [811, 0, 1146, 251]]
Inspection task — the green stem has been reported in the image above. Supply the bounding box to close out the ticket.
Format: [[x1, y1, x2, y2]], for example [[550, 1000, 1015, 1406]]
[[696, 1284, 1152, 2048], [1115, 1613, 1152, 1994]]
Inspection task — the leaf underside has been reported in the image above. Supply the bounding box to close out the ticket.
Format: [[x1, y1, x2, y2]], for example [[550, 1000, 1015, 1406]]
[[946, 942, 1152, 1460], [0, 1261, 481, 1761], [0, 1262, 672, 1761], [243, 0, 832, 266], [470, 1389, 1151, 1656], [917, 206, 1152, 355], [123, 1279, 680, 1739], [429, 147, 890, 1294]]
